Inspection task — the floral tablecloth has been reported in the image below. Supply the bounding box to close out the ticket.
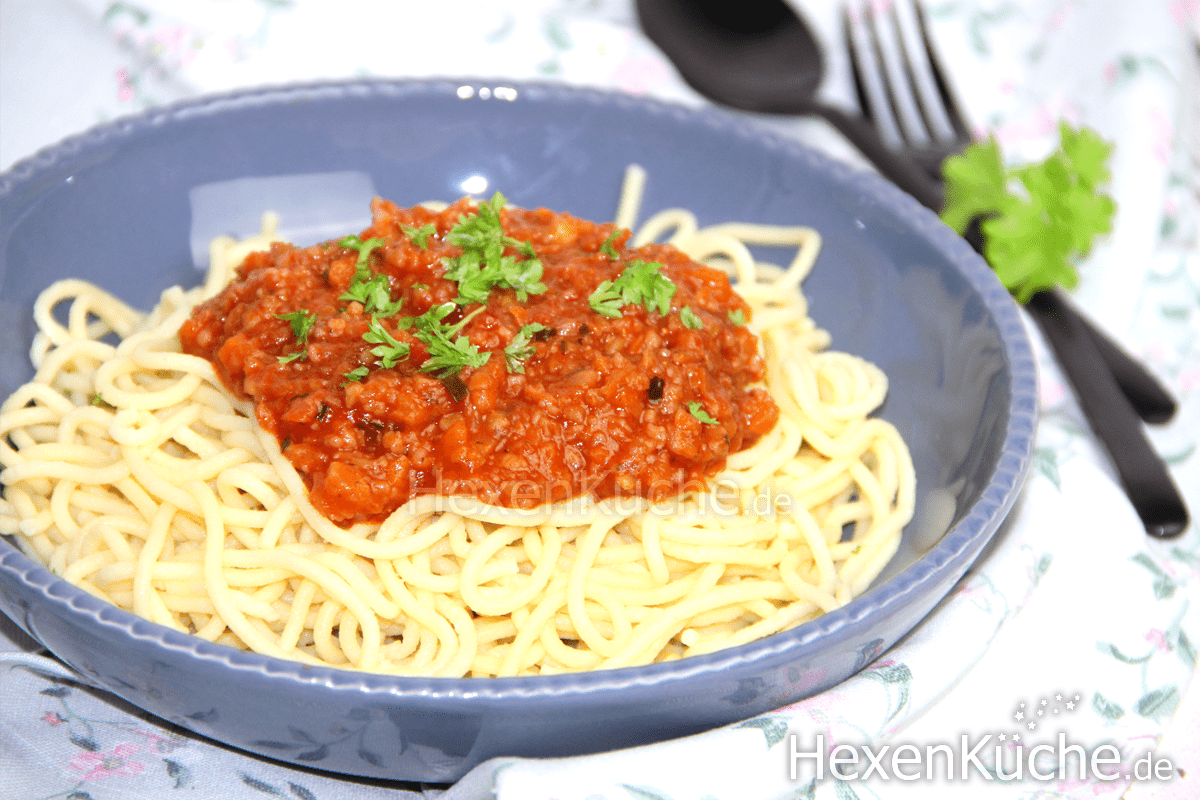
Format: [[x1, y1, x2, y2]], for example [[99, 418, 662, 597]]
[[1, 1, 1198, 798]]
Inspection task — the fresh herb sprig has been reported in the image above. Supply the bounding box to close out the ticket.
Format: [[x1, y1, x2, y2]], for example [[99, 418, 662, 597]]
[[940, 121, 1116, 303], [504, 323, 548, 373], [443, 192, 546, 304], [401, 223, 437, 249], [336, 234, 405, 317], [397, 302, 490, 377], [688, 402, 718, 425], [363, 316, 411, 369], [276, 310, 317, 363], [341, 274, 403, 317], [338, 235, 387, 281], [589, 259, 676, 318]]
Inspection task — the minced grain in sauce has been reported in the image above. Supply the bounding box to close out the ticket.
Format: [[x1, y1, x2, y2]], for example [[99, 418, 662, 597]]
[[179, 198, 778, 525]]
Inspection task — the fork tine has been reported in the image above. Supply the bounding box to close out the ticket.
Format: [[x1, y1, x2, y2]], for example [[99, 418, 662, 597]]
[[843, 6, 874, 128], [887, 2, 942, 145], [862, 5, 912, 144], [911, 0, 971, 140]]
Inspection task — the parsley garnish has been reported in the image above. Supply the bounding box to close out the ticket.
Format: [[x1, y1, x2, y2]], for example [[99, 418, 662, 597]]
[[727, 309, 746, 326], [688, 402, 719, 425], [340, 274, 403, 317], [276, 310, 317, 363], [363, 316, 411, 369], [401, 223, 437, 249], [600, 229, 622, 260], [680, 307, 703, 330], [588, 259, 676, 319], [504, 323, 547, 373], [341, 366, 369, 385], [940, 121, 1116, 303], [443, 192, 546, 304], [338, 235, 386, 281], [397, 302, 491, 378], [277, 350, 306, 364]]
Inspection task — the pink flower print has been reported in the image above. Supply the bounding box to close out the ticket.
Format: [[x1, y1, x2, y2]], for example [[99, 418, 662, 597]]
[[1170, 0, 1200, 25], [1149, 107, 1172, 166], [1144, 628, 1171, 654], [42, 711, 64, 725], [1039, 375, 1067, 409], [70, 743, 145, 781], [115, 68, 134, 102], [1178, 364, 1200, 392], [611, 57, 675, 96]]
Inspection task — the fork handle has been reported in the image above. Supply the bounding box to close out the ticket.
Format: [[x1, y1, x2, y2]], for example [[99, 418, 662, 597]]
[[962, 219, 1178, 424], [1027, 291, 1188, 538], [803, 101, 946, 211]]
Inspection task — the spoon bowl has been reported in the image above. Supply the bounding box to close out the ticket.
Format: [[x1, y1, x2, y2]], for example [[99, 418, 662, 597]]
[[636, 0, 943, 208], [635, 0, 824, 112]]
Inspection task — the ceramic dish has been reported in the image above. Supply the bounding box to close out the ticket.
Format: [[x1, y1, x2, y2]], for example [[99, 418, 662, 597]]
[[0, 79, 1037, 782]]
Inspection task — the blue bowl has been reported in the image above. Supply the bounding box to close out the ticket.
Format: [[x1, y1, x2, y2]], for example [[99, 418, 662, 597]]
[[0, 79, 1036, 781]]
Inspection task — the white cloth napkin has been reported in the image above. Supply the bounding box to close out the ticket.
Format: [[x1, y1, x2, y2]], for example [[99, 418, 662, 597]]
[[1, 2, 1198, 799]]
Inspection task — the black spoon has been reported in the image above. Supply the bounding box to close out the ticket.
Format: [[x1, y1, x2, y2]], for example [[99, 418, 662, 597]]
[[637, 0, 1188, 536], [635, 0, 944, 210]]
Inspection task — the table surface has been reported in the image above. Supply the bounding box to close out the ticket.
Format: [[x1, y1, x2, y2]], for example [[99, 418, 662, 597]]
[[1, 2, 1199, 799]]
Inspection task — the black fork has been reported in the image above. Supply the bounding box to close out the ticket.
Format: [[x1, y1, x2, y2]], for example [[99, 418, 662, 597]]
[[845, 0, 1187, 536], [843, 0, 973, 181]]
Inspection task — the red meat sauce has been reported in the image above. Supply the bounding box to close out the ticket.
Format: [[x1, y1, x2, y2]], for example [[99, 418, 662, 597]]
[[179, 197, 778, 525]]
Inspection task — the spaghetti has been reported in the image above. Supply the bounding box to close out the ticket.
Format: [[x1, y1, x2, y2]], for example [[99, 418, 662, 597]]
[[0, 167, 915, 676]]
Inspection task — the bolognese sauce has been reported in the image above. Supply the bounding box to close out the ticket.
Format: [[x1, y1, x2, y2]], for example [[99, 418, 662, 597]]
[[180, 196, 778, 525]]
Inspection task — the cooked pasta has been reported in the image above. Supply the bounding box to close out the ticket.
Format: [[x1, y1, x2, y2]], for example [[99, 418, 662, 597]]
[[0, 166, 914, 676]]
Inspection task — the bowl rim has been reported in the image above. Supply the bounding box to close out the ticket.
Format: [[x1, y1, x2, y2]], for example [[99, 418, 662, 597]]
[[0, 77, 1039, 702]]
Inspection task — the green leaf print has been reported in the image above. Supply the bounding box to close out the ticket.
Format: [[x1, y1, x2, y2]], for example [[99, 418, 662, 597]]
[[1177, 630, 1197, 668], [737, 716, 791, 749], [834, 780, 864, 800], [1091, 692, 1124, 720], [1032, 446, 1061, 489], [1129, 553, 1178, 599], [240, 773, 284, 795], [1135, 686, 1179, 719], [864, 662, 912, 721], [621, 785, 675, 800], [163, 758, 191, 789], [1096, 641, 1152, 664]]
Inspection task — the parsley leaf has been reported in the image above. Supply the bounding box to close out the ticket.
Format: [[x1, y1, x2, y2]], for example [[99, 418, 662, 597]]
[[338, 235, 387, 281], [397, 302, 491, 378], [588, 259, 676, 318], [504, 323, 547, 373], [940, 121, 1116, 303], [727, 309, 746, 326], [341, 366, 369, 385], [277, 350, 307, 364], [276, 310, 317, 363], [443, 192, 546, 304], [401, 223, 437, 249], [600, 229, 622, 260], [588, 280, 625, 319], [688, 402, 718, 425], [340, 274, 403, 317], [277, 310, 316, 342], [419, 327, 490, 377], [679, 307, 703, 330], [363, 316, 411, 369]]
